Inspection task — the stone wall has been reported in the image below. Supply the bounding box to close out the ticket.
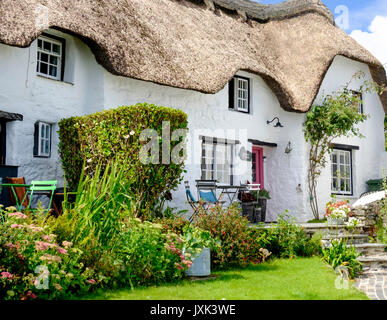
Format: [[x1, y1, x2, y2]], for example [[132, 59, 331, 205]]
[[353, 201, 387, 237]]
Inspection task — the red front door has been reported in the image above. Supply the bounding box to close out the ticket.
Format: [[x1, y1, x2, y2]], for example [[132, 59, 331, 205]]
[[252, 146, 264, 189]]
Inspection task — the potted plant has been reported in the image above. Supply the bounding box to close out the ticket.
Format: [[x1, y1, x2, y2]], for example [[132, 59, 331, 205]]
[[252, 189, 271, 223], [182, 225, 220, 277], [325, 197, 352, 225]]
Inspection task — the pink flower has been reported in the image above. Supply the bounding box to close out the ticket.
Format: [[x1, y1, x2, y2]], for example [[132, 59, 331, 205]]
[[174, 263, 184, 270], [10, 224, 23, 229], [26, 225, 44, 233], [5, 243, 16, 250], [26, 291, 37, 299], [8, 212, 28, 219], [57, 247, 67, 255], [62, 241, 72, 248], [86, 279, 96, 285], [35, 241, 54, 251], [54, 283, 63, 291], [42, 235, 53, 242], [39, 254, 62, 263], [1, 272, 13, 279]]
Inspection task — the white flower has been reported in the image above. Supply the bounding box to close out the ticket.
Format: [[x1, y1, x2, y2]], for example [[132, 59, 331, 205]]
[[130, 130, 136, 136], [331, 208, 347, 220], [347, 217, 359, 227]]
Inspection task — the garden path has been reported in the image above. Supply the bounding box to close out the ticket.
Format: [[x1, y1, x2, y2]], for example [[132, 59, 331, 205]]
[[354, 269, 387, 300]]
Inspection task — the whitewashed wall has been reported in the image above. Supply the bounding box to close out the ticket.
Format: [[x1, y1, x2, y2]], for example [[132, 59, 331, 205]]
[[312, 56, 386, 218], [0, 30, 385, 221], [0, 29, 104, 186]]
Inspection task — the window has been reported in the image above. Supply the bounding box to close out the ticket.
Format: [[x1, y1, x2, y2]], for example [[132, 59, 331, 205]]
[[37, 34, 65, 81], [351, 91, 363, 114], [331, 149, 352, 195], [229, 76, 250, 113], [34, 122, 52, 157], [201, 139, 235, 184]]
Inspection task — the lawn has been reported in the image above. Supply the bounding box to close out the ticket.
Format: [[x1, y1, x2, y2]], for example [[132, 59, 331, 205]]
[[84, 257, 368, 300]]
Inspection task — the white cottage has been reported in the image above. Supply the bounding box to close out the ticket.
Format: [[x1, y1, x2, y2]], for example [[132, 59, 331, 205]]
[[0, 0, 386, 221]]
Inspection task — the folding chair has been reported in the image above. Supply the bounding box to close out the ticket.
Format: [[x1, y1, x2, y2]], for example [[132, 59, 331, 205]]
[[195, 180, 226, 206], [27, 180, 58, 214], [185, 181, 201, 222], [5, 177, 30, 210]]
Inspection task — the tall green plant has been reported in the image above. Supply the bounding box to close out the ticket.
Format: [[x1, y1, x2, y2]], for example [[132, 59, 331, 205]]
[[304, 73, 384, 220], [55, 160, 132, 249]]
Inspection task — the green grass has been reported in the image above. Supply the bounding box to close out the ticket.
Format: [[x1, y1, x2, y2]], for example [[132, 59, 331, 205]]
[[307, 218, 327, 223], [84, 257, 368, 300]]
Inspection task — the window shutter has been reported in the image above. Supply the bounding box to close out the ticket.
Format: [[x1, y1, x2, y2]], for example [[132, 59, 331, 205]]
[[229, 78, 235, 110], [33, 122, 39, 156]]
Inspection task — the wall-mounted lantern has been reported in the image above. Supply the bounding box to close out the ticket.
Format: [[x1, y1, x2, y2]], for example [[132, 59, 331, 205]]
[[285, 141, 293, 154], [267, 117, 284, 128]]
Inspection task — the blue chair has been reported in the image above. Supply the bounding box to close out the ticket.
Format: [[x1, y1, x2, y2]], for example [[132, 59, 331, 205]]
[[185, 181, 201, 222]]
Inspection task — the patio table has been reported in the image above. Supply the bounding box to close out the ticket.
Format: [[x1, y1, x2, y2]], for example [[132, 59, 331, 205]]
[[217, 185, 247, 203]]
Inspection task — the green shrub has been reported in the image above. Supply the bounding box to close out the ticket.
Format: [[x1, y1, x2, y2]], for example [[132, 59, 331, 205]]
[[321, 239, 362, 279], [106, 219, 190, 287], [153, 216, 190, 236], [0, 207, 96, 300], [59, 103, 188, 217], [263, 213, 322, 258], [192, 204, 266, 267]]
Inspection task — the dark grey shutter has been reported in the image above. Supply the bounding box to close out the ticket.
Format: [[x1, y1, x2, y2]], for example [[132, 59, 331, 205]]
[[33, 122, 39, 156], [229, 78, 235, 110]]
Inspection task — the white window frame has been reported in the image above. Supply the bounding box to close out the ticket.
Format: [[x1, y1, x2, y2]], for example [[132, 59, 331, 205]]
[[201, 140, 234, 185], [38, 122, 51, 157], [234, 77, 249, 113], [331, 149, 353, 195], [37, 35, 63, 81]]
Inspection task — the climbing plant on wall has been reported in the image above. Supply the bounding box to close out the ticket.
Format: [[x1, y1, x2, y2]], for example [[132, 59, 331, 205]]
[[304, 73, 384, 220]]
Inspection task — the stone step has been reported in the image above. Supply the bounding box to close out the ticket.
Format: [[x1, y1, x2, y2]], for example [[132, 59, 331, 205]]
[[322, 234, 370, 245], [358, 254, 387, 271], [353, 243, 387, 256], [300, 223, 365, 236]]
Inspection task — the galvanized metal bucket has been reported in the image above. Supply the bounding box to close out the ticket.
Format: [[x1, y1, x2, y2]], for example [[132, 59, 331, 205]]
[[185, 248, 211, 277]]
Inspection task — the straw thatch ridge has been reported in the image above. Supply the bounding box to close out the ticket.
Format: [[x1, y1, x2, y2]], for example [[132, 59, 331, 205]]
[[0, 0, 386, 112], [208, 0, 334, 23]]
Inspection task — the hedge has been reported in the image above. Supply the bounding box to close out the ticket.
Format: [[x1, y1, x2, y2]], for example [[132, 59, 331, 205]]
[[59, 103, 188, 216]]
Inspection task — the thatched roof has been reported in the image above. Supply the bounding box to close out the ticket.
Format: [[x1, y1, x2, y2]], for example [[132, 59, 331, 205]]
[[0, 0, 386, 112]]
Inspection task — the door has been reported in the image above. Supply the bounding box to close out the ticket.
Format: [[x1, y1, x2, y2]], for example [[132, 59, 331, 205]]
[[252, 146, 264, 188]]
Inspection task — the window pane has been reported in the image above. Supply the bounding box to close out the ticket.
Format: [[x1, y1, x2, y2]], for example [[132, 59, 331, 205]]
[[41, 124, 45, 138], [45, 125, 50, 139], [40, 53, 49, 63], [332, 164, 338, 177], [45, 140, 50, 154], [38, 39, 42, 49], [50, 55, 58, 65], [332, 178, 337, 190], [40, 63, 48, 74], [49, 65, 57, 77], [52, 44, 60, 54], [332, 153, 337, 163], [43, 41, 51, 51], [40, 140, 44, 154]]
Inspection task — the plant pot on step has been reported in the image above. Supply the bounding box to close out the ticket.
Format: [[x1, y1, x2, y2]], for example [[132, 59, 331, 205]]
[[258, 198, 267, 222], [185, 248, 211, 277]]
